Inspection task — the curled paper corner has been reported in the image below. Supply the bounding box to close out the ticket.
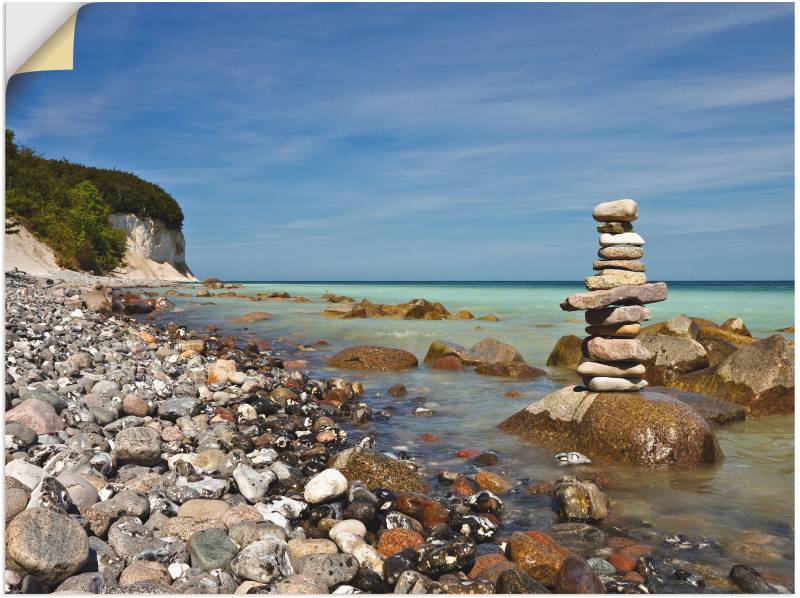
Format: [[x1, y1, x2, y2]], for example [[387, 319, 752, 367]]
[[17, 12, 78, 75], [6, 3, 86, 82]]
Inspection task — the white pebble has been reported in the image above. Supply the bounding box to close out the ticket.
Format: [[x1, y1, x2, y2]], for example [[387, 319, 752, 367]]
[[303, 468, 348, 504]]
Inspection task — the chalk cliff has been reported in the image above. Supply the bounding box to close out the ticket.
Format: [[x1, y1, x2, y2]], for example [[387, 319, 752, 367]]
[[5, 214, 196, 283]]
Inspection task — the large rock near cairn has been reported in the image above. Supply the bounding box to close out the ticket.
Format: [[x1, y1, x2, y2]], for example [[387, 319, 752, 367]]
[[638, 332, 710, 385], [327, 345, 418, 371], [546, 335, 583, 369], [476, 361, 546, 380], [673, 335, 794, 415], [6, 508, 90, 586], [329, 447, 429, 493], [499, 385, 721, 467], [423, 338, 523, 366]]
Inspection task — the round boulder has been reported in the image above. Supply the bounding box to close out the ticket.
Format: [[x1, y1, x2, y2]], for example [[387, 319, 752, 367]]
[[499, 385, 721, 468], [6, 508, 89, 587]]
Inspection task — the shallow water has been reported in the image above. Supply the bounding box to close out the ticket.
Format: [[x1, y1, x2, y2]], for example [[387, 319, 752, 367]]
[[153, 281, 794, 582]]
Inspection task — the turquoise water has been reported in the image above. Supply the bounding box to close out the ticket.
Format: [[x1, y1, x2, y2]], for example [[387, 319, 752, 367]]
[[155, 281, 794, 582]]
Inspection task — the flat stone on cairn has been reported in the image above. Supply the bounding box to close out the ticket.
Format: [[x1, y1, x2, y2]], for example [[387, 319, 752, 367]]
[[567, 199, 667, 391]]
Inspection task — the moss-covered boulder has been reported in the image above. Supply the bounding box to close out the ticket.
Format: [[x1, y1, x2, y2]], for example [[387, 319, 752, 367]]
[[499, 385, 721, 468], [673, 335, 794, 415], [327, 346, 418, 371], [328, 447, 428, 493], [546, 335, 583, 369]]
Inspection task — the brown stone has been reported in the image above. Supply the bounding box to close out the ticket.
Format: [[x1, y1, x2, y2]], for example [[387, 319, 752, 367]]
[[119, 561, 172, 587], [327, 346, 418, 371], [468, 554, 516, 581], [474, 471, 514, 494], [507, 531, 569, 586], [376, 528, 424, 557], [555, 555, 605, 593], [329, 448, 428, 493], [431, 355, 464, 371], [394, 492, 449, 528], [6, 399, 64, 434], [475, 361, 546, 379], [546, 335, 583, 368], [561, 282, 667, 311]]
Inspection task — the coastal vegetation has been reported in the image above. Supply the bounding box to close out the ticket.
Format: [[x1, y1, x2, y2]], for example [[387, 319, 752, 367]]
[[5, 129, 183, 274]]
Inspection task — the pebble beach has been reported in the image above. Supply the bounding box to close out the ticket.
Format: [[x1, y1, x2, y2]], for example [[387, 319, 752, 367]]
[[3, 263, 794, 594]]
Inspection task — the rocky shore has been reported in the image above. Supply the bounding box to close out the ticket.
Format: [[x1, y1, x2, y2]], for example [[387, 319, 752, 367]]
[[4, 273, 790, 594]]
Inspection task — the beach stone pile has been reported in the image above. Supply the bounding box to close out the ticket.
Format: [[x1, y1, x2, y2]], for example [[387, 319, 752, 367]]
[[564, 198, 667, 392], [502, 200, 722, 468]]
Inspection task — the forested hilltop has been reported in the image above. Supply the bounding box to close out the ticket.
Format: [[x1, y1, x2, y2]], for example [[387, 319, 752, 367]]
[[5, 129, 184, 274]]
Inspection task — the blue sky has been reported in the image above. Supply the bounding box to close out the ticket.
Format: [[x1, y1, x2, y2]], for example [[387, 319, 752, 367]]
[[6, 3, 794, 280]]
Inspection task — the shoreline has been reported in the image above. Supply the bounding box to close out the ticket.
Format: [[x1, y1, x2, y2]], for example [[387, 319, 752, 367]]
[[3, 274, 791, 594]]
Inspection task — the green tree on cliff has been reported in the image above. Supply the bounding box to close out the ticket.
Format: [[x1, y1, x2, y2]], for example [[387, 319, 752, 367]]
[[5, 129, 181, 274]]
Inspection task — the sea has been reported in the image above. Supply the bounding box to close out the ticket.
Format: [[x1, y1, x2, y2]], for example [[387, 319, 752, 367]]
[[149, 280, 795, 582]]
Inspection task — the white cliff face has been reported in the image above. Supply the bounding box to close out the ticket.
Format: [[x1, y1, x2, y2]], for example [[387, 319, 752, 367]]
[[109, 213, 197, 282]]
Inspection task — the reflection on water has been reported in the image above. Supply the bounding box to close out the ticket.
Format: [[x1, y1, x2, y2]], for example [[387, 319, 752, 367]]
[[151, 281, 794, 580]]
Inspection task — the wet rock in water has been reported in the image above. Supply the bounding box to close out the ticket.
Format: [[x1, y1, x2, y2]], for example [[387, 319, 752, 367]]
[[587, 557, 616, 575], [388, 383, 407, 397], [720, 317, 752, 337], [507, 531, 569, 587], [232, 311, 272, 324], [470, 338, 525, 364], [476, 361, 547, 380], [188, 527, 239, 570], [329, 447, 429, 493], [431, 355, 465, 371], [394, 492, 449, 528], [555, 554, 605, 593], [546, 335, 584, 369], [113, 426, 162, 466], [474, 471, 513, 494], [422, 340, 479, 366], [327, 345, 419, 371], [670, 391, 746, 426], [729, 564, 775, 593], [674, 335, 794, 415], [6, 507, 89, 587], [304, 468, 349, 504], [553, 476, 608, 522], [495, 568, 551, 593], [500, 386, 722, 468]]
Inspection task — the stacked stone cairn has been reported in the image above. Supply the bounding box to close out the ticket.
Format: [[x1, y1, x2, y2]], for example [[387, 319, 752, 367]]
[[560, 198, 668, 392]]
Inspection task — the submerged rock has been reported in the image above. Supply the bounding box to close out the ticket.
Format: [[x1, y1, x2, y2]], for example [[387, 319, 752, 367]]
[[329, 447, 429, 493], [327, 346, 419, 371]]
